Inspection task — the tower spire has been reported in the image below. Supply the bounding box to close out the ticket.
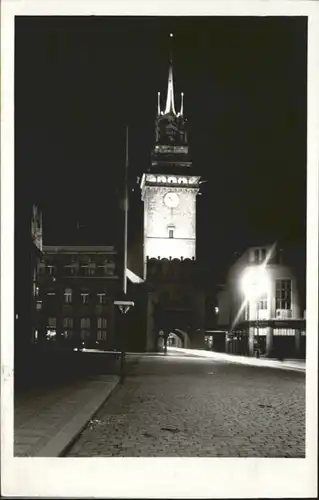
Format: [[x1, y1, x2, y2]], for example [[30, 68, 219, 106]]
[[164, 33, 176, 115]]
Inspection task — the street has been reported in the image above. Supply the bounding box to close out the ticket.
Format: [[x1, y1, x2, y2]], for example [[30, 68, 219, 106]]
[[66, 350, 305, 458]]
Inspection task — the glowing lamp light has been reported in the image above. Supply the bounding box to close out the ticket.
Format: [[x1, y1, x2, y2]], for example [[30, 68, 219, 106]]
[[241, 266, 269, 300]]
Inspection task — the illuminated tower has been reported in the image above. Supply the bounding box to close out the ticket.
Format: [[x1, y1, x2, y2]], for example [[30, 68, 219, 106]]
[[140, 35, 200, 278]]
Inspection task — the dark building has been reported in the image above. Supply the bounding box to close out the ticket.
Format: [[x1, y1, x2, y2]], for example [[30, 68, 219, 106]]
[[15, 203, 43, 359], [36, 245, 125, 349]]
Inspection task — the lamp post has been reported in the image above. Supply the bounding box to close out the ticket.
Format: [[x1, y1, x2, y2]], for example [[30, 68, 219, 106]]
[[123, 125, 128, 295], [241, 266, 270, 357], [113, 126, 134, 381]]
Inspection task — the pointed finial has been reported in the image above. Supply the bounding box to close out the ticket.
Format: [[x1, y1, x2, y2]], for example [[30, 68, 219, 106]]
[[169, 33, 174, 63]]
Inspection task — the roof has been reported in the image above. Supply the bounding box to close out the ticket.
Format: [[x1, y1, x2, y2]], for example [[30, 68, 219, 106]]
[[43, 245, 117, 254], [126, 268, 144, 284]]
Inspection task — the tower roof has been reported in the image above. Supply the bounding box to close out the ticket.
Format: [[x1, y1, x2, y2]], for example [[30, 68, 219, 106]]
[[152, 33, 190, 171], [158, 33, 183, 118], [164, 44, 177, 115]]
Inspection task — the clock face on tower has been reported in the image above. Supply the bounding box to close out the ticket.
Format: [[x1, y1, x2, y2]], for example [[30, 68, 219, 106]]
[[164, 192, 180, 208]]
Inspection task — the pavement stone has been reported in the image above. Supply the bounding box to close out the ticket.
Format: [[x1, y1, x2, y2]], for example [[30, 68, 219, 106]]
[[67, 354, 305, 458], [14, 375, 119, 457]]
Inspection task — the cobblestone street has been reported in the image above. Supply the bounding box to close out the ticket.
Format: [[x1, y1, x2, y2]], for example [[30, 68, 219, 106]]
[[67, 352, 305, 457]]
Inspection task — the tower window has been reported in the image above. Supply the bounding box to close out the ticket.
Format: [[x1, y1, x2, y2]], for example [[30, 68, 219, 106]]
[[169, 229, 174, 239]]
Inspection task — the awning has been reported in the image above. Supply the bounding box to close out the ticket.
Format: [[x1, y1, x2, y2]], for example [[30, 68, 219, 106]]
[[126, 268, 144, 284]]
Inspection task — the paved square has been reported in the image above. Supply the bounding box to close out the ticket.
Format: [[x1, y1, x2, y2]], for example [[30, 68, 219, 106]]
[[67, 353, 305, 457]]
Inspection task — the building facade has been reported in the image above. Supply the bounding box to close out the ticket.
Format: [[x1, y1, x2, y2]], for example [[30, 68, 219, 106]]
[[217, 244, 306, 358], [36, 245, 123, 349], [15, 203, 43, 357]]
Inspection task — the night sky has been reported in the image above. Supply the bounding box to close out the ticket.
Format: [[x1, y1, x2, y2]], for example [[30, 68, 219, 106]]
[[15, 16, 307, 283]]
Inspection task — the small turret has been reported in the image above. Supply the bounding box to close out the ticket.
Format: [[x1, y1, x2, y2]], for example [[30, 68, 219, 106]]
[[178, 92, 184, 117], [157, 92, 162, 116]]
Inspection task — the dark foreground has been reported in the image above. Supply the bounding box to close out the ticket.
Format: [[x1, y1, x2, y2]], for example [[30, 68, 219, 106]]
[[66, 351, 305, 457]]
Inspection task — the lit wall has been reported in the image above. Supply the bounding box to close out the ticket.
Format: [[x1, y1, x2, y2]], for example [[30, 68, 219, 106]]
[[143, 185, 197, 261]]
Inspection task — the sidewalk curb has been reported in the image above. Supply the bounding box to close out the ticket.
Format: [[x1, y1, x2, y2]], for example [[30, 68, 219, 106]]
[[168, 348, 306, 373], [34, 377, 120, 457]]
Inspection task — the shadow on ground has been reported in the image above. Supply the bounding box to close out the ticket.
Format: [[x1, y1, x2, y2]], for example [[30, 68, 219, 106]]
[[15, 345, 121, 391]]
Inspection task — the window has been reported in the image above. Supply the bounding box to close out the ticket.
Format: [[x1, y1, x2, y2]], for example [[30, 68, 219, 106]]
[[64, 288, 72, 304], [275, 279, 292, 310], [178, 177, 188, 185], [169, 229, 174, 239], [47, 265, 55, 276], [253, 248, 266, 263], [64, 263, 78, 276], [32, 269, 37, 297], [97, 318, 107, 341], [81, 265, 89, 276], [97, 330, 107, 341], [80, 317, 90, 340], [97, 317, 107, 329], [88, 263, 96, 276], [274, 328, 295, 337], [258, 293, 268, 311], [63, 317, 73, 329], [38, 262, 46, 275], [80, 317, 90, 329], [63, 317, 73, 339], [48, 317, 56, 328], [244, 302, 250, 321], [105, 260, 116, 276], [81, 293, 89, 304], [97, 293, 106, 305], [47, 317, 56, 339]]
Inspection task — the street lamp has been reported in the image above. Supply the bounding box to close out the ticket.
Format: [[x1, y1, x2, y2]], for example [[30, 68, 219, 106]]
[[241, 266, 270, 356], [241, 266, 269, 301]]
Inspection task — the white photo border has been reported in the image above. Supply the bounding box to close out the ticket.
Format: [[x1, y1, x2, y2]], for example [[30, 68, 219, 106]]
[[1, 1, 318, 498]]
